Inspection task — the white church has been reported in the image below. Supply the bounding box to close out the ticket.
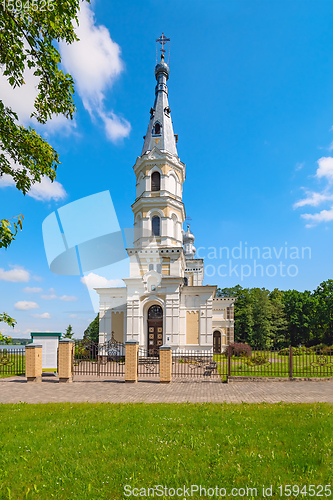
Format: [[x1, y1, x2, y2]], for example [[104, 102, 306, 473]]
[[96, 41, 235, 355]]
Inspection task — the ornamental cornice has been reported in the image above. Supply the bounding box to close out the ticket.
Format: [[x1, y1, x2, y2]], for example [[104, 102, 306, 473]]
[[133, 149, 185, 180], [132, 196, 185, 218]]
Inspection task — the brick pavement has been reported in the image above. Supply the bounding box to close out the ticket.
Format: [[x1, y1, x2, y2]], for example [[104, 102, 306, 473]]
[[1, 375, 333, 403]]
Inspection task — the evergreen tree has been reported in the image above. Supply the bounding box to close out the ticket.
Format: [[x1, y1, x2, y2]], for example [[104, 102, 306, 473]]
[[63, 325, 75, 339]]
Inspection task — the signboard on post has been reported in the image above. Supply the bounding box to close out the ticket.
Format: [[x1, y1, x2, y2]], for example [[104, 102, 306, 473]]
[[31, 332, 62, 370]]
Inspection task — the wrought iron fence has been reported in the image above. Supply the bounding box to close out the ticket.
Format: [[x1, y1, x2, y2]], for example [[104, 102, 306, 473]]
[[138, 347, 159, 378], [226, 346, 333, 378], [0, 347, 25, 377], [172, 350, 223, 380], [73, 336, 125, 378]]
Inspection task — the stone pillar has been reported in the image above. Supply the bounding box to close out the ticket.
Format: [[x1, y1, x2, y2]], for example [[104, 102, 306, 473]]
[[159, 345, 172, 383], [125, 340, 138, 383], [58, 339, 75, 383], [25, 344, 42, 383]]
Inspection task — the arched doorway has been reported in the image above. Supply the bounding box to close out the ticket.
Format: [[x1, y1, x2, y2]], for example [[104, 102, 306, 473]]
[[213, 330, 221, 354], [147, 305, 163, 357]]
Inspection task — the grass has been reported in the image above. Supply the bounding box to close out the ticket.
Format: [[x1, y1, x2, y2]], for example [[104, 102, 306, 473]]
[[0, 403, 333, 499]]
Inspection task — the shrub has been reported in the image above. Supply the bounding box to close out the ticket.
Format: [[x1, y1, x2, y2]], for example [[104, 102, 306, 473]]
[[246, 353, 269, 366], [278, 346, 310, 356], [228, 343, 252, 358], [312, 343, 328, 351]]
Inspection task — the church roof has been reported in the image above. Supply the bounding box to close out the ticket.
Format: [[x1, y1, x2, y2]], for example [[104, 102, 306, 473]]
[[141, 53, 178, 157]]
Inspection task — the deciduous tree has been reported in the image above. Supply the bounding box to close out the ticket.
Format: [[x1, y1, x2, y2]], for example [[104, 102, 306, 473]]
[[0, 0, 89, 246]]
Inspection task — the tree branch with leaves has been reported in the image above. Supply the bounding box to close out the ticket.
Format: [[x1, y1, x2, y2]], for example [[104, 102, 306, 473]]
[[0, 0, 89, 327], [0, 0, 90, 241]]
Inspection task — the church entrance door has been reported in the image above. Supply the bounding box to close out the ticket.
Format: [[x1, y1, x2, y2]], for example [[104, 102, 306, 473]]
[[147, 305, 163, 357]]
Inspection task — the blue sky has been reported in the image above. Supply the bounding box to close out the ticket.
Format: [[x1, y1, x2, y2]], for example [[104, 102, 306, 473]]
[[1, 0, 333, 338]]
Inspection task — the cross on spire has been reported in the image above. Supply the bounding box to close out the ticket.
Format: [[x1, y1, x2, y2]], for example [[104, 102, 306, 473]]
[[156, 33, 170, 54]]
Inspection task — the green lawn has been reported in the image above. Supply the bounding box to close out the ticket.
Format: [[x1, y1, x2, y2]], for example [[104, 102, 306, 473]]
[[1, 403, 333, 499], [215, 352, 333, 380]]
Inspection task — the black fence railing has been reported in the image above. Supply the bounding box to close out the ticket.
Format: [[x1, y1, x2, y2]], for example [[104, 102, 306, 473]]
[[172, 350, 222, 380], [73, 338, 125, 377], [0, 347, 25, 377], [138, 347, 159, 378], [225, 346, 333, 379]]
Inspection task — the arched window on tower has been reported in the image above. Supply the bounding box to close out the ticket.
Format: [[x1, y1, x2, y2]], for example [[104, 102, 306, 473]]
[[152, 216, 161, 237], [151, 171, 160, 191], [153, 122, 161, 135]]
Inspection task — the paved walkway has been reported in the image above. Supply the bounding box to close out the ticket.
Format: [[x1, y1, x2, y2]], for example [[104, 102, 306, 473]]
[[1, 375, 333, 403]]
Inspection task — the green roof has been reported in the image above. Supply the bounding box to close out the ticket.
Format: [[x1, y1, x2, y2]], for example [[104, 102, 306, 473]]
[[31, 332, 62, 338]]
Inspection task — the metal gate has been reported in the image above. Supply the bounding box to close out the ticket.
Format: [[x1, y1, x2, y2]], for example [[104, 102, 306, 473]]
[[172, 349, 224, 381], [73, 336, 125, 379], [138, 347, 159, 379]]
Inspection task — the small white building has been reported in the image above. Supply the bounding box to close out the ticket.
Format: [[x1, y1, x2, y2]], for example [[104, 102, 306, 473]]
[[96, 50, 235, 355]]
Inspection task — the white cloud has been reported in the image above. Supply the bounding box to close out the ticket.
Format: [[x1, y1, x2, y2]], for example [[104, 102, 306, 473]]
[[316, 157, 333, 182], [98, 109, 131, 142], [0, 266, 30, 282], [59, 295, 78, 302], [295, 162, 305, 171], [15, 301, 39, 311], [23, 287, 43, 293], [301, 206, 333, 228], [31, 312, 51, 319], [70, 314, 77, 318], [24, 329, 32, 334], [0, 67, 38, 125], [293, 190, 333, 209], [41, 294, 57, 300], [294, 157, 333, 226], [0, 173, 67, 202], [27, 177, 67, 202], [81, 272, 124, 290], [33, 275, 43, 282], [59, 2, 131, 142]]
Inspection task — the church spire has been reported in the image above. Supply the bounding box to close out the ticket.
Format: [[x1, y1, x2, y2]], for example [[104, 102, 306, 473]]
[[141, 36, 178, 157]]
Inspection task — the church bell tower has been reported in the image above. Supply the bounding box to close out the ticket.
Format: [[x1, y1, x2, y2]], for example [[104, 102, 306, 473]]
[[128, 35, 186, 281]]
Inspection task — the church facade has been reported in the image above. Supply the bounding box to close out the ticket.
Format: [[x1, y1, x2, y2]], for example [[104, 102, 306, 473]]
[[96, 49, 235, 355]]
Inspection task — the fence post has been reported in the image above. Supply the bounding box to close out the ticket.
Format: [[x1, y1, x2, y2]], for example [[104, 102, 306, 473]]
[[159, 345, 172, 383], [125, 340, 139, 383], [58, 339, 75, 383], [289, 345, 293, 379], [25, 344, 42, 383], [228, 345, 231, 377]]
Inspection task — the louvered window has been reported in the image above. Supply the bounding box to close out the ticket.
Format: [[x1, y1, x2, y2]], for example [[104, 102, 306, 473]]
[[153, 122, 161, 135], [151, 172, 160, 191]]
